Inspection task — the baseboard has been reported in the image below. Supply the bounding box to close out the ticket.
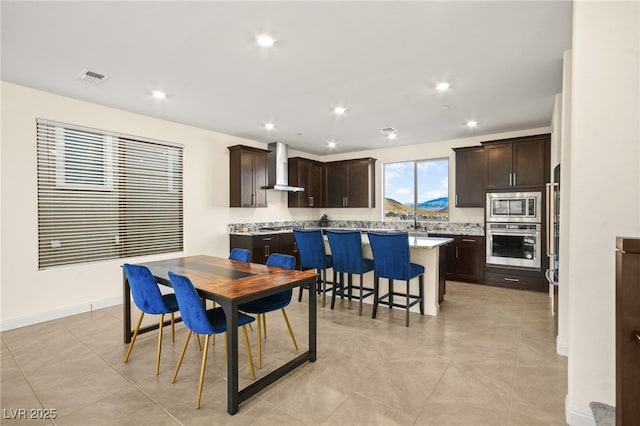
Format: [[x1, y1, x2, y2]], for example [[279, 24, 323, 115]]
[[566, 397, 596, 426], [556, 337, 569, 357], [0, 296, 122, 332]]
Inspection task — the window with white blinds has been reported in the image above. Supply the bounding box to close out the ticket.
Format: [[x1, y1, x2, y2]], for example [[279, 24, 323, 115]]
[[37, 119, 184, 269]]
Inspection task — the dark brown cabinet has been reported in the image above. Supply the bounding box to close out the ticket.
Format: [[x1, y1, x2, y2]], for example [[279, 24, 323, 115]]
[[288, 157, 324, 208], [482, 134, 550, 190], [436, 235, 484, 283], [453, 146, 484, 207], [228, 145, 268, 207], [325, 158, 376, 208], [616, 237, 640, 426], [483, 265, 546, 291], [229, 232, 300, 268]]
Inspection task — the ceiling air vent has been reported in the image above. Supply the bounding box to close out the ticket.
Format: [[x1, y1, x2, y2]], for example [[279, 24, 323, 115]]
[[380, 127, 398, 135], [77, 69, 108, 86]]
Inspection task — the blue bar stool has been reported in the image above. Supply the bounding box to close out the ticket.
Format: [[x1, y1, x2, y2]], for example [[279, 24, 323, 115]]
[[293, 229, 334, 307], [326, 230, 375, 315], [367, 232, 425, 327]]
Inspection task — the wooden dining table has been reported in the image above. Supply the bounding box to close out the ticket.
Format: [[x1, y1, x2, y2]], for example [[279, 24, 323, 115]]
[[122, 255, 318, 414]]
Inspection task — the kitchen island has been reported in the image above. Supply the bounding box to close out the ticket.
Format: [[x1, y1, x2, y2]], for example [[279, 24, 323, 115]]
[[230, 227, 453, 317], [334, 234, 453, 317]]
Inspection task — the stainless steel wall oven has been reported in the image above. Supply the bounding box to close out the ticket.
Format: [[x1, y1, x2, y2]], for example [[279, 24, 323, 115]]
[[486, 191, 542, 269]]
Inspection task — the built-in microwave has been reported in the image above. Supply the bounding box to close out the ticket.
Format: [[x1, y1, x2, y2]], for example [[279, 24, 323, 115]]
[[486, 191, 541, 223]]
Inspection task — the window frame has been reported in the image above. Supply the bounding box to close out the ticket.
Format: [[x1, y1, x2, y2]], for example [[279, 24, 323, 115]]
[[383, 157, 450, 222]]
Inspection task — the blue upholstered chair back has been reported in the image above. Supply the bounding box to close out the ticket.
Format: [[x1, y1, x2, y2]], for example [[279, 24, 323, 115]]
[[124, 264, 172, 315], [266, 253, 295, 303], [229, 248, 251, 262], [293, 229, 328, 269], [326, 230, 365, 274], [266, 253, 296, 270], [168, 272, 216, 335], [367, 232, 412, 280]]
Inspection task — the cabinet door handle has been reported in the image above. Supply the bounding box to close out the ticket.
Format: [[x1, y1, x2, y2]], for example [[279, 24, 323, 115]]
[[265, 244, 270, 257], [509, 173, 513, 186], [462, 239, 476, 243], [504, 277, 520, 282], [455, 247, 459, 258], [513, 173, 517, 186], [634, 330, 640, 343], [309, 196, 314, 207]]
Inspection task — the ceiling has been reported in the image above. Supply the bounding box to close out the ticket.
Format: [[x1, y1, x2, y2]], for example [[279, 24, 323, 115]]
[[1, 1, 572, 155]]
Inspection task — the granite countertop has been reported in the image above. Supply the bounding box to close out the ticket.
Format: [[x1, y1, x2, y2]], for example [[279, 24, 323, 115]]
[[228, 221, 484, 237]]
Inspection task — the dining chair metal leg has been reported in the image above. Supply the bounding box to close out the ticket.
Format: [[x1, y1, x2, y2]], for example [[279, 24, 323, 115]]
[[242, 325, 256, 380], [124, 312, 144, 362], [172, 330, 192, 383], [156, 314, 164, 375], [170, 312, 175, 342], [262, 313, 267, 338], [195, 334, 202, 351], [389, 279, 394, 309], [196, 334, 211, 409], [281, 308, 298, 350], [257, 314, 263, 368]]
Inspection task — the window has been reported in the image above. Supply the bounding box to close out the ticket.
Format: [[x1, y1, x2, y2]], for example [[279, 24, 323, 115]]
[[37, 119, 184, 269], [384, 158, 449, 221]]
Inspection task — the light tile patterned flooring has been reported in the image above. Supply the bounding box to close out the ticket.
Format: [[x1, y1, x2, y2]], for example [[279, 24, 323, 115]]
[[1, 281, 567, 425]]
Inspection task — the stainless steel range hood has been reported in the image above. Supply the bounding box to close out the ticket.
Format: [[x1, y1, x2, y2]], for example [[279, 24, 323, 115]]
[[263, 142, 305, 192]]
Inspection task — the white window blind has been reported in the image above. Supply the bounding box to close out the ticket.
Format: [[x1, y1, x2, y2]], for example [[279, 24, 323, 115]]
[[37, 119, 184, 269]]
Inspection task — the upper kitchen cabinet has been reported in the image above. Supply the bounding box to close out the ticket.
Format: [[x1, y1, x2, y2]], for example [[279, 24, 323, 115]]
[[228, 145, 268, 207], [325, 158, 376, 208], [482, 134, 550, 190], [288, 157, 324, 208], [453, 146, 484, 207]]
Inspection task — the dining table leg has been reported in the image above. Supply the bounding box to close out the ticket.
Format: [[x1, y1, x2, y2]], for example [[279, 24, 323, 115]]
[[220, 300, 240, 415]]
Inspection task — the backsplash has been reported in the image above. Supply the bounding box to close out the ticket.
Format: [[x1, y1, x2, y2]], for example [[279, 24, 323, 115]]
[[228, 220, 484, 236]]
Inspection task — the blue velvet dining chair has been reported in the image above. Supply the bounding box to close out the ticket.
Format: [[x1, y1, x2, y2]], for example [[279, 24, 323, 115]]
[[326, 230, 375, 315], [229, 248, 251, 262], [239, 253, 297, 369], [168, 271, 256, 409], [123, 264, 179, 375], [366, 232, 425, 327], [293, 229, 334, 307]]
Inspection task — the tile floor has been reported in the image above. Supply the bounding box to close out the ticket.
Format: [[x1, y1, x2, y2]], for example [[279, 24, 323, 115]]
[[1, 281, 567, 425]]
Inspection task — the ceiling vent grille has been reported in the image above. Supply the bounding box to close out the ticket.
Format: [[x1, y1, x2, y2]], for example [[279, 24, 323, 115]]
[[380, 127, 398, 135], [77, 69, 107, 85]]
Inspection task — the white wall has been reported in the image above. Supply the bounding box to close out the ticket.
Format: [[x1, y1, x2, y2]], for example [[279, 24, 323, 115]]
[[566, 1, 640, 424], [0, 80, 549, 330], [0, 82, 299, 330]]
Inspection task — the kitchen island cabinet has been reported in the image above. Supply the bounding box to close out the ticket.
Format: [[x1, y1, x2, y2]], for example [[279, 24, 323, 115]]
[[482, 134, 550, 190], [228, 145, 268, 207]]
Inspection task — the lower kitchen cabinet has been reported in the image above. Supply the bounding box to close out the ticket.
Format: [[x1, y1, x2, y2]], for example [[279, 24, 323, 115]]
[[434, 234, 484, 283], [483, 265, 546, 291], [229, 232, 300, 268]]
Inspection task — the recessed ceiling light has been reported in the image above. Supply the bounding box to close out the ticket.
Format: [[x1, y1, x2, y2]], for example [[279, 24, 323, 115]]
[[256, 34, 275, 48], [333, 106, 347, 115], [466, 120, 479, 128], [436, 82, 451, 91], [264, 122, 275, 130], [327, 141, 337, 149], [152, 90, 166, 99], [442, 105, 451, 110], [387, 133, 397, 140]]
